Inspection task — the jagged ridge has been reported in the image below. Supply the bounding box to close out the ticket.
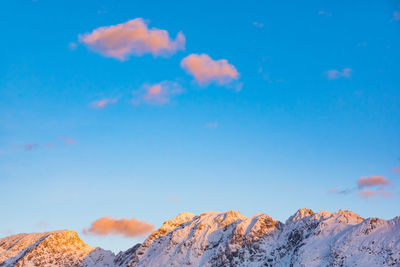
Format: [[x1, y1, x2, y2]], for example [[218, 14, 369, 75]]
[[1, 209, 399, 267]]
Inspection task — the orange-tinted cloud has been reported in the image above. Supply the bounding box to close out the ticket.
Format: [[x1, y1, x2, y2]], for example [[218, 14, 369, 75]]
[[358, 189, 393, 199], [83, 216, 154, 237], [90, 98, 117, 109], [132, 81, 183, 105], [180, 54, 239, 85], [325, 68, 352, 79], [357, 176, 391, 189], [79, 18, 185, 60]]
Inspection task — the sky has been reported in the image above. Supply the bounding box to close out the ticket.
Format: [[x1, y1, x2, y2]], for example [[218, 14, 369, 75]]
[[1, 0, 400, 253]]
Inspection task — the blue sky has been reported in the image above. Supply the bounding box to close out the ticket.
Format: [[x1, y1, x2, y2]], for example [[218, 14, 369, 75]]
[[1, 0, 400, 252]]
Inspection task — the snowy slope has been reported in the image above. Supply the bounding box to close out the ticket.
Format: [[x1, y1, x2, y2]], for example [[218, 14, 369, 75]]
[[126, 209, 400, 267], [0, 230, 115, 267], [1, 209, 399, 266]]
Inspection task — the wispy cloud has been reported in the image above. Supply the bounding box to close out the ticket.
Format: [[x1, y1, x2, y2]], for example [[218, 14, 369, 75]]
[[324, 68, 352, 80], [358, 189, 393, 199], [90, 98, 118, 109], [132, 81, 183, 106], [391, 168, 400, 173], [330, 176, 393, 199], [392, 11, 400, 21], [79, 18, 185, 60], [58, 136, 78, 145], [252, 22, 264, 28], [83, 216, 154, 237], [181, 54, 239, 86], [318, 10, 332, 17], [206, 122, 218, 129]]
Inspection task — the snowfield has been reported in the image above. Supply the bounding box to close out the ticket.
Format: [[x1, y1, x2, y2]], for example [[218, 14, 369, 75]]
[[1, 209, 399, 266]]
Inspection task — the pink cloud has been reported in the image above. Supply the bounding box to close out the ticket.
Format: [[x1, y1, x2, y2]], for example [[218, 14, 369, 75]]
[[24, 143, 38, 151], [90, 98, 117, 109], [83, 216, 154, 237], [79, 18, 185, 60], [325, 68, 352, 79], [391, 168, 400, 173], [328, 188, 338, 193], [180, 54, 239, 85], [358, 189, 393, 199], [59, 136, 78, 145], [357, 176, 391, 189], [132, 81, 183, 105]]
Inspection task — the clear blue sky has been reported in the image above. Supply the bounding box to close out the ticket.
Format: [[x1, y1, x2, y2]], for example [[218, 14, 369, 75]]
[[1, 0, 399, 252]]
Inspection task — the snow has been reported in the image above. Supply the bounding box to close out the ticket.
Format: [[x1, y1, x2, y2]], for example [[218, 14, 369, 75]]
[[1, 209, 399, 266]]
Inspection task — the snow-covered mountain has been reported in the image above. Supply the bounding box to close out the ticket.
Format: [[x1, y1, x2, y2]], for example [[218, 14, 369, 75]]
[[1, 209, 399, 267]]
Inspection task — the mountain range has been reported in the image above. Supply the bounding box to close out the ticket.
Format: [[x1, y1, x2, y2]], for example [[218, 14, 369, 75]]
[[1, 209, 399, 266]]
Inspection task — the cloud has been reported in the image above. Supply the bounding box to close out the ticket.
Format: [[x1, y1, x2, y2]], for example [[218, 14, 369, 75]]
[[357, 176, 391, 189], [318, 10, 332, 17], [392, 11, 400, 21], [358, 189, 393, 199], [324, 68, 352, 79], [90, 98, 117, 109], [24, 143, 39, 151], [180, 54, 239, 85], [328, 187, 354, 195], [79, 18, 185, 60], [132, 81, 183, 105], [330, 176, 394, 200], [69, 42, 77, 50], [253, 22, 264, 28], [58, 136, 78, 145], [83, 216, 154, 237], [391, 168, 400, 173], [206, 122, 218, 129]]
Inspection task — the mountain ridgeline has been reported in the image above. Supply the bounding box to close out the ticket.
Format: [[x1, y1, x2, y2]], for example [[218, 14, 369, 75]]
[[1, 209, 399, 266]]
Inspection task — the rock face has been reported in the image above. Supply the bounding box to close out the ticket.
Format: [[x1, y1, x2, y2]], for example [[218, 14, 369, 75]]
[[1, 209, 399, 266]]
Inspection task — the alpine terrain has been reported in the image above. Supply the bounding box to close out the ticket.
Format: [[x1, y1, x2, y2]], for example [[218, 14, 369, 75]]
[[1, 209, 399, 267]]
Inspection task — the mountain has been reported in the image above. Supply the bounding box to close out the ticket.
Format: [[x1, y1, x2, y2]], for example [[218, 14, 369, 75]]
[[1, 209, 399, 266]]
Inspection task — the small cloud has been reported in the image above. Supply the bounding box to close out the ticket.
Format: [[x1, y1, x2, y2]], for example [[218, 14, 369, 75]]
[[252, 21, 264, 28], [132, 81, 183, 106], [357, 176, 391, 189], [90, 98, 117, 109], [83, 216, 154, 238], [181, 53, 239, 86], [391, 168, 400, 173], [69, 42, 77, 50], [24, 143, 39, 151], [328, 187, 354, 195], [324, 68, 352, 80], [59, 136, 78, 145], [45, 142, 55, 148], [358, 189, 393, 199], [318, 10, 332, 17], [206, 122, 218, 129], [79, 18, 185, 60], [392, 11, 400, 21]]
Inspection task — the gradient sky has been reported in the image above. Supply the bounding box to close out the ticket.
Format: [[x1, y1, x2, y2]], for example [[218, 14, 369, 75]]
[[1, 0, 400, 253]]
